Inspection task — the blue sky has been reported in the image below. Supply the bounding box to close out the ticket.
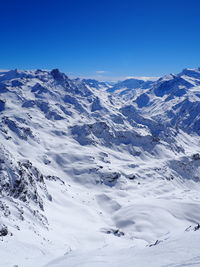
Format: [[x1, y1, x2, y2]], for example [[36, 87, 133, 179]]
[[0, 0, 200, 80]]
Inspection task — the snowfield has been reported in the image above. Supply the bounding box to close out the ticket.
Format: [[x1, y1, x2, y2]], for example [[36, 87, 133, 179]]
[[0, 68, 200, 267]]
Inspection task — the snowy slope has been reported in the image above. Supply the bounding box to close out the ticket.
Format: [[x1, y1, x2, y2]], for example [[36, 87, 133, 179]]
[[0, 68, 200, 267]]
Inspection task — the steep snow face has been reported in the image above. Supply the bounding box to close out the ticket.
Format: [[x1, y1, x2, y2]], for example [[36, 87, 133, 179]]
[[0, 68, 200, 267]]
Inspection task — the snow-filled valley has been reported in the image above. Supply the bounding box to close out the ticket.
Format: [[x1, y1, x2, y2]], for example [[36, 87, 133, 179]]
[[0, 68, 200, 267]]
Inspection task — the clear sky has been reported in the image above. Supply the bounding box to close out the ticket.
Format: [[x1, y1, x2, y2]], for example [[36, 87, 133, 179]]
[[1, 0, 200, 80]]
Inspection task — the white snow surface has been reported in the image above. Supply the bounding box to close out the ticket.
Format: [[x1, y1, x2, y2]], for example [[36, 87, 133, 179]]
[[0, 68, 200, 267]]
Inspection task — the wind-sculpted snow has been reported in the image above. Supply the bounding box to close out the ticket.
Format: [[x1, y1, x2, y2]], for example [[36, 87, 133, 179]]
[[0, 68, 200, 267]]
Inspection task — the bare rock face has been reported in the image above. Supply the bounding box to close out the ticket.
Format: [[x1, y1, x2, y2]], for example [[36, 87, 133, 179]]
[[51, 69, 67, 83], [100, 171, 121, 186], [0, 146, 51, 210], [0, 100, 5, 112], [0, 224, 8, 236], [192, 153, 200, 160]]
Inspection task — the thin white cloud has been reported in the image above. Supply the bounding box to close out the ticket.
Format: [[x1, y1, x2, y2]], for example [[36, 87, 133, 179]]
[[95, 70, 107, 74], [68, 71, 159, 82], [125, 76, 159, 81]]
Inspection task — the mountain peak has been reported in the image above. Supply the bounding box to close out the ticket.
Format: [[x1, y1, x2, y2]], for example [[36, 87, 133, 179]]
[[50, 68, 68, 82], [178, 68, 200, 79]]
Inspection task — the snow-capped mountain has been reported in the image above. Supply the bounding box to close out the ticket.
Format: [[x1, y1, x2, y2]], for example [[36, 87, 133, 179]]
[[127, 69, 200, 135], [82, 78, 112, 90], [0, 68, 200, 267], [107, 77, 158, 99]]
